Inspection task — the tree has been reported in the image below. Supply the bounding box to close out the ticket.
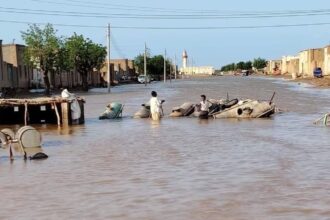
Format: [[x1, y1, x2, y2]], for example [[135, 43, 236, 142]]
[[220, 63, 236, 72], [253, 58, 267, 69], [134, 53, 173, 80], [54, 40, 70, 87], [244, 61, 252, 70], [65, 33, 106, 91], [21, 24, 60, 95], [134, 53, 149, 75], [236, 61, 245, 70]]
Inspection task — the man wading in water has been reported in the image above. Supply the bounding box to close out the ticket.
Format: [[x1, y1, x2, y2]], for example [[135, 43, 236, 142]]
[[149, 91, 164, 121], [200, 94, 210, 114]]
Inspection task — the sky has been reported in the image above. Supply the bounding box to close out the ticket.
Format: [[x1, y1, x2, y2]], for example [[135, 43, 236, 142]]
[[1, 0, 330, 68]]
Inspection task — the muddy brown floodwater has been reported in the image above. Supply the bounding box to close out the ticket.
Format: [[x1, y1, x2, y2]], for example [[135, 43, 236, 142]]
[[1, 76, 330, 220]]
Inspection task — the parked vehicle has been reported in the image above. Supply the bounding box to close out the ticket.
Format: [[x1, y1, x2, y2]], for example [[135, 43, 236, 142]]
[[137, 75, 151, 84], [121, 75, 129, 80], [242, 70, 250, 76], [313, 67, 323, 78]]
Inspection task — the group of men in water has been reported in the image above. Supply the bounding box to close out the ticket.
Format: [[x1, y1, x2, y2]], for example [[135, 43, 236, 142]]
[[149, 91, 210, 121]]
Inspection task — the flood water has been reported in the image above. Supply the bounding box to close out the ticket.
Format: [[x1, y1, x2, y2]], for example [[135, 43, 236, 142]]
[[1, 76, 330, 220]]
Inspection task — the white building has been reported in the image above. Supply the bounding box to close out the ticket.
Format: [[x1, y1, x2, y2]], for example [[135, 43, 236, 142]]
[[179, 50, 214, 75]]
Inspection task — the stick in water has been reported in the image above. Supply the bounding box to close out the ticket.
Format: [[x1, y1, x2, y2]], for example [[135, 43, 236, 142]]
[[269, 92, 276, 104]]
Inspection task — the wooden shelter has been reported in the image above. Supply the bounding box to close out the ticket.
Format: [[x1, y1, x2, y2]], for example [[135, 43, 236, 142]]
[[0, 97, 85, 126]]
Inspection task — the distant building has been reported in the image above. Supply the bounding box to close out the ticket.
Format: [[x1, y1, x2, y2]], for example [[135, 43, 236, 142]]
[[265, 60, 282, 75], [298, 48, 324, 78], [179, 50, 215, 75], [281, 56, 299, 76], [0, 41, 136, 90], [100, 59, 136, 84], [1, 43, 33, 89], [324, 45, 330, 76], [269, 45, 330, 78]]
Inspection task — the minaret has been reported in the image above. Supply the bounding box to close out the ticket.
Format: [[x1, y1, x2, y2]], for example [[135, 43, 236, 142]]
[[182, 50, 188, 68]]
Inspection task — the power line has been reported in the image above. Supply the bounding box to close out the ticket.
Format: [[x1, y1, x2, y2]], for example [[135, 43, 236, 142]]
[[3, 6, 330, 19], [31, 0, 225, 13], [110, 33, 127, 58], [1, 19, 330, 30], [0, 19, 105, 28], [2, 9, 330, 20], [30, 0, 330, 16], [30, 0, 202, 14]]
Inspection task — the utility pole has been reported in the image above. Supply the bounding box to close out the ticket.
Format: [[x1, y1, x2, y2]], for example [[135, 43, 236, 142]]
[[144, 42, 147, 86], [107, 23, 111, 93], [174, 54, 177, 80], [169, 59, 172, 84], [164, 49, 166, 83]]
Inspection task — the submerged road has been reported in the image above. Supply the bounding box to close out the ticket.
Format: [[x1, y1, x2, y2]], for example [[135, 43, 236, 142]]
[[1, 76, 330, 220]]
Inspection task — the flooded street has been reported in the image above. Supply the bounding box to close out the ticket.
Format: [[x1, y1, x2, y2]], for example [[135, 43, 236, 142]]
[[1, 76, 330, 220]]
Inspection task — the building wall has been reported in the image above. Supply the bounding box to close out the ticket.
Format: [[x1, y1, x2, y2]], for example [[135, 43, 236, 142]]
[[309, 48, 324, 77], [50, 70, 101, 89], [180, 66, 215, 75], [0, 40, 4, 87], [288, 58, 300, 76], [323, 46, 330, 76], [0, 41, 15, 88], [299, 48, 324, 77], [298, 50, 308, 76], [282, 56, 296, 74], [2, 44, 33, 89], [266, 60, 281, 75], [100, 59, 136, 84], [0, 42, 104, 90]]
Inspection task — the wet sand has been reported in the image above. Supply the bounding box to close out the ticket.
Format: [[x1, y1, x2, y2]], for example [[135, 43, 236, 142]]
[[260, 73, 330, 88], [1, 76, 330, 220]]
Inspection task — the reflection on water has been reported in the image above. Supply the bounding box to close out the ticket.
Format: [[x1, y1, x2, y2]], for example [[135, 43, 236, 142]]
[[1, 76, 330, 220]]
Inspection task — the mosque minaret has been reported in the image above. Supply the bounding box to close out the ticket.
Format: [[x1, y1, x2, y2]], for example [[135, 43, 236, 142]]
[[182, 50, 188, 69], [179, 50, 214, 75]]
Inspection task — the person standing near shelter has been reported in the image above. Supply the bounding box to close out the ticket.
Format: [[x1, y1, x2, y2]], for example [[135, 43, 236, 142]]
[[149, 91, 164, 121]]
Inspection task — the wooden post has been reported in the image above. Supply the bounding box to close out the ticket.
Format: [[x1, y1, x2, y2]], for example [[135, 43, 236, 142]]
[[61, 102, 70, 126], [24, 102, 28, 126], [164, 49, 167, 83], [78, 100, 85, 124], [53, 102, 61, 126], [107, 23, 111, 93], [144, 42, 147, 86]]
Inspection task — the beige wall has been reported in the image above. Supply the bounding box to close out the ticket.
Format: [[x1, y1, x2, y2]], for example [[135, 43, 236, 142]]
[[100, 59, 136, 83], [0, 43, 131, 89], [266, 60, 281, 74], [0, 41, 14, 88], [281, 56, 299, 76], [0, 40, 3, 88], [49, 70, 101, 89], [282, 56, 296, 74], [2, 44, 33, 89], [299, 48, 324, 77], [323, 46, 330, 76], [180, 66, 215, 75]]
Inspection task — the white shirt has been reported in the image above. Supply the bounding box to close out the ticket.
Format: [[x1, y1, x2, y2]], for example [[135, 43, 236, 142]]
[[200, 100, 209, 111], [150, 97, 161, 113]]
